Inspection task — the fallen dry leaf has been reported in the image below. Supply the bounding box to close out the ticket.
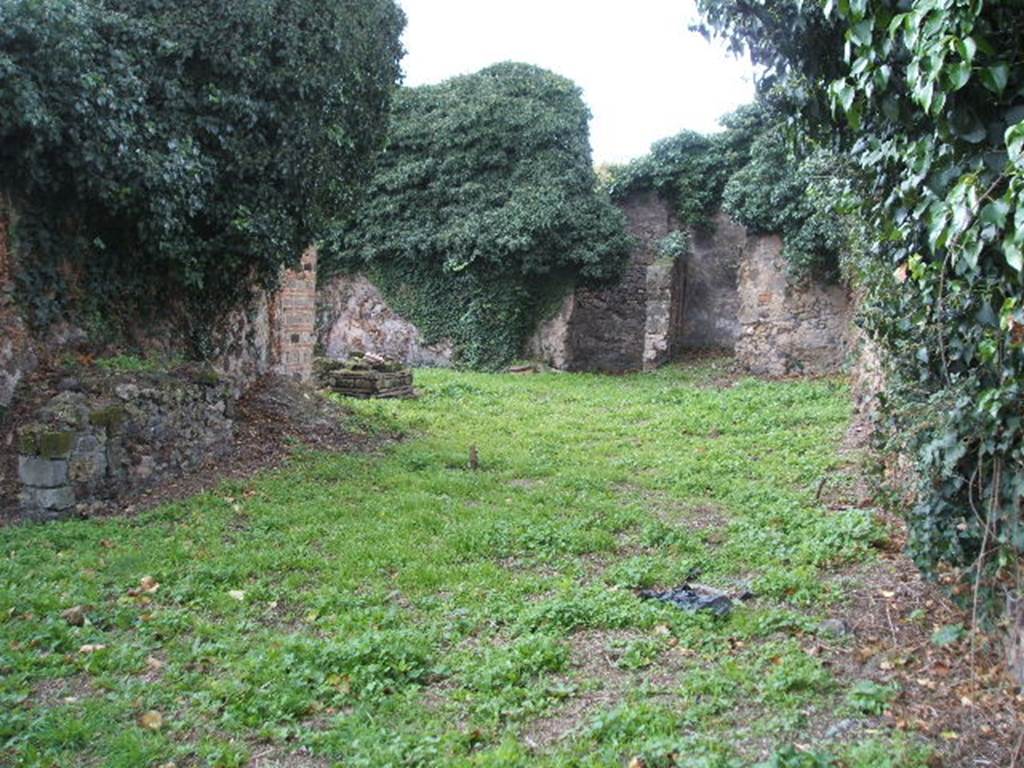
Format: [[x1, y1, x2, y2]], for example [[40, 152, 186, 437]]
[[139, 710, 163, 731], [78, 644, 107, 654], [128, 576, 160, 597], [61, 605, 87, 627]]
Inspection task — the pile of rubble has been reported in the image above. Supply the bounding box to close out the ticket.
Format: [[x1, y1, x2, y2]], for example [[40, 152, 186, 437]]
[[315, 353, 415, 399]]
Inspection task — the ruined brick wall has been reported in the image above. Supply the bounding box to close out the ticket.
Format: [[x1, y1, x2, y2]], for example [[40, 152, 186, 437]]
[[736, 234, 853, 376], [209, 248, 317, 388], [271, 247, 317, 382]]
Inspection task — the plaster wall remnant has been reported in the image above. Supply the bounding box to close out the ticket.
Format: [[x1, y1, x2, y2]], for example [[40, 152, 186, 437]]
[[524, 293, 576, 371], [316, 273, 454, 367]]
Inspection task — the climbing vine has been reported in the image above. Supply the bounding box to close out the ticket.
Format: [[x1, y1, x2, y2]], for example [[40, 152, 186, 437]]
[[696, 0, 1024, 618], [322, 63, 631, 369], [0, 0, 405, 345]]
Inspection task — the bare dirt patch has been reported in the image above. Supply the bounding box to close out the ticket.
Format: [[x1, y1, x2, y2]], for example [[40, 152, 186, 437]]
[[616, 484, 729, 534], [819, 527, 1023, 768], [28, 673, 97, 709], [247, 745, 331, 768], [814, 437, 1023, 767]]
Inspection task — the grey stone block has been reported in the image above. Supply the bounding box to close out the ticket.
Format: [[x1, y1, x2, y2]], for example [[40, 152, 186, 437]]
[[18, 456, 69, 488], [69, 449, 108, 485], [36, 486, 75, 510], [21, 485, 75, 512]]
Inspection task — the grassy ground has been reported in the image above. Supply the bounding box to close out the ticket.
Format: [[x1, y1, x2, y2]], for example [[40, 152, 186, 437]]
[[0, 360, 937, 767]]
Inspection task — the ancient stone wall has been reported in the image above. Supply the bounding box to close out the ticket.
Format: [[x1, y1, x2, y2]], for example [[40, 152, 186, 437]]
[[680, 213, 744, 350], [525, 191, 685, 372], [311, 194, 851, 377], [16, 366, 234, 519], [316, 273, 454, 366], [735, 235, 853, 376]]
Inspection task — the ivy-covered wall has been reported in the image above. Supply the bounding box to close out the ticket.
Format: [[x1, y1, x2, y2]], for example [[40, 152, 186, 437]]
[[0, 0, 405, 355], [321, 62, 632, 370]]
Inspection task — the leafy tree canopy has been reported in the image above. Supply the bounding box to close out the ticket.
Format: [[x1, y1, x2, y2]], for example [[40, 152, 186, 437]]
[[324, 62, 632, 369], [0, 0, 405, 341]]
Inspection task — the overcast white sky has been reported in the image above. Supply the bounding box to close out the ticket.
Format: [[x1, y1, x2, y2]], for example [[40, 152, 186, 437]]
[[398, 0, 757, 164]]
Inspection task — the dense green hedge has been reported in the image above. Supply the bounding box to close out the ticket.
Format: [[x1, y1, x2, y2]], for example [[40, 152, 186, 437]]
[[606, 103, 844, 279], [0, 0, 405, 345], [323, 62, 631, 369], [696, 0, 1024, 616]]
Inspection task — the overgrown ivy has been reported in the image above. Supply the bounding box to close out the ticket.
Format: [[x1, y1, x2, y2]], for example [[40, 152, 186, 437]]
[[606, 102, 844, 279], [696, 0, 1024, 619], [0, 0, 405, 348], [322, 62, 631, 369]]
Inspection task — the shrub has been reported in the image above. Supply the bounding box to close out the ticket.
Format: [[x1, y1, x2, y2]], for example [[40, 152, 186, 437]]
[[322, 62, 632, 369]]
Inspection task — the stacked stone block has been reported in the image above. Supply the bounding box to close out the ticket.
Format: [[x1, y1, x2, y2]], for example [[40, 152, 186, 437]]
[[17, 430, 75, 517], [315, 356, 415, 399]]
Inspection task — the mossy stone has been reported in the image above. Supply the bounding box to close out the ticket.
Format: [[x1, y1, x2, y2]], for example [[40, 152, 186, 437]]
[[89, 406, 127, 432], [17, 432, 38, 455], [192, 368, 221, 386], [36, 431, 75, 459]]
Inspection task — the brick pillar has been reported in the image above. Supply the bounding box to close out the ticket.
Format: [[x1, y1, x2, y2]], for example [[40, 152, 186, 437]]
[[271, 247, 317, 382]]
